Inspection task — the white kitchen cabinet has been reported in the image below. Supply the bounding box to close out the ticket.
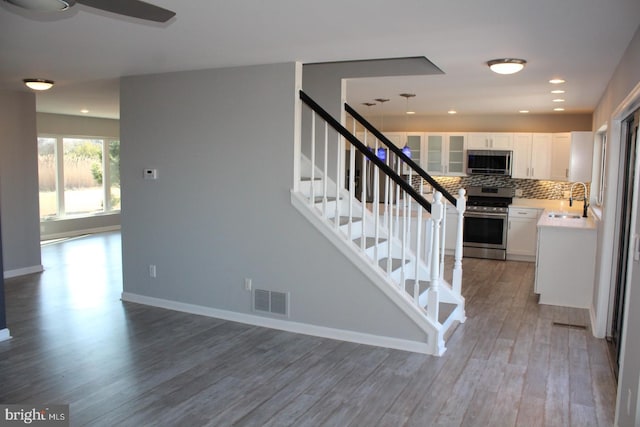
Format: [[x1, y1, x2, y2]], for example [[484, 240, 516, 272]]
[[535, 217, 597, 308], [512, 133, 552, 179], [402, 133, 422, 173], [550, 131, 593, 182], [507, 207, 540, 261], [424, 133, 466, 176], [467, 133, 513, 150]]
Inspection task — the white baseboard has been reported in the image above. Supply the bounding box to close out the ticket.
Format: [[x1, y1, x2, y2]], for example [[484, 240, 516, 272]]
[[121, 292, 430, 354], [4, 264, 44, 279], [0, 328, 11, 342]]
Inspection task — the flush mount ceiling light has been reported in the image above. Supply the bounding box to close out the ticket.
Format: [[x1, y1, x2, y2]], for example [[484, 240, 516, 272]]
[[23, 78, 54, 91], [487, 58, 527, 75]]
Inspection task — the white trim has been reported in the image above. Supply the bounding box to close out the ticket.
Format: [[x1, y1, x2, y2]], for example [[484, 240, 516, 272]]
[[0, 328, 11, 342], [4, 265, 44, 279], [121, 291, 431, 354], [40, 225, 121, 241]]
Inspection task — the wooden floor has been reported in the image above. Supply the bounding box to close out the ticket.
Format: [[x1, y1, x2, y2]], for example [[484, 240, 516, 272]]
[[0, 232, 616, 426]]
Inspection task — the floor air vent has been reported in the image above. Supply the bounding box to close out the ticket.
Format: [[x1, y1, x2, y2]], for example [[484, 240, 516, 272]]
[[254, 289, 289, 317]]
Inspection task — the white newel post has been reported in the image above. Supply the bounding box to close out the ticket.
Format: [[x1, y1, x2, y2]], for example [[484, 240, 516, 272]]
[[452, 188, 466, 295], [427, 192, 443, 323]]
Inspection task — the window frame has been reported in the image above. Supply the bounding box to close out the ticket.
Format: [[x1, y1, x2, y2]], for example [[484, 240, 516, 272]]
[[37, 134, 121, 220]]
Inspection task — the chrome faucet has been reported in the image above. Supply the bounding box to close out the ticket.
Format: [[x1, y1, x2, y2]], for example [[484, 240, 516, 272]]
[[569, 182, 589, 218]]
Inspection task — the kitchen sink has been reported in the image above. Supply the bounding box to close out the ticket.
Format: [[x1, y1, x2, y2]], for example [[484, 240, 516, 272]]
[[547, 213, 583, 219]]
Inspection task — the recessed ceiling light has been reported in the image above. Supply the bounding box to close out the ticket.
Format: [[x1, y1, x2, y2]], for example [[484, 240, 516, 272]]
[[551, 90, 565, 94], [553, 107, 565, 111], [23, 78, 54, 91], [447, 110, 457, 115], [406, 111, 416, 115], [80, 109, 90, 114], [487, 58, 527, 75], [549, 79, 566, 84], [519, 110, 529, 114], [552, 99, 565, 103]]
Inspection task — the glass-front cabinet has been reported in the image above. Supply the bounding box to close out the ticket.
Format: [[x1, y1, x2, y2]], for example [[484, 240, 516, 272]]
[[424, 133, 466, 176]]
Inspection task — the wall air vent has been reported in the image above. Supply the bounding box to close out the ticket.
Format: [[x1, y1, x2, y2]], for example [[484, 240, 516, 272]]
[[253, 289, 289, 317]]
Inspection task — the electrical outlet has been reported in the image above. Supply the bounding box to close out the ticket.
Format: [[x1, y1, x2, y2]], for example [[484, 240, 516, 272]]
[[149, 264, 157, 278], [563, 191, 571, 199], [244, 278, 252, 291], [515, 189, 523, 197]]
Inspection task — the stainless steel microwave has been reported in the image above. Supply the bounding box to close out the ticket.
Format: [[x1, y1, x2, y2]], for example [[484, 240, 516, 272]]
[[466, 150, 512, 176]]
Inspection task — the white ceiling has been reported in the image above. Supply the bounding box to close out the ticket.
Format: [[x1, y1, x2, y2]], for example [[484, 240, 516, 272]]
[[1, 0, 639, 119]]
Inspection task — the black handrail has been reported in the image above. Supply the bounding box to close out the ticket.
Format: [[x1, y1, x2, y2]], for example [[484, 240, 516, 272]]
[[300, 90, 432, 213], [344, 103, 457, 206]]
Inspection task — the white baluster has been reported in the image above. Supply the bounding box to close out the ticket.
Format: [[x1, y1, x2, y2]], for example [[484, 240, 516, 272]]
[[322, 122, 328, 216], [440, 206, 446, 281], [453, 188, 466, 295], [334, 133, 341, 229], [360, 144, 367, 253], [348, 129, 355, 240], [373, 159, 380, 265], [427, 192, 443, 323], [413, 180, 423, 304], [310, 112, 316, 206], [400, 183, 407, 290]]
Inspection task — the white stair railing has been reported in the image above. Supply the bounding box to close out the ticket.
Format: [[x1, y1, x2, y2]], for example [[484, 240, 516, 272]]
[[295, 91, 466, 352]]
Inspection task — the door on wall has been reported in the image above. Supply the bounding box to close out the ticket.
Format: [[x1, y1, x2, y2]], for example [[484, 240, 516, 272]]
[[610, 108, 640, 377]]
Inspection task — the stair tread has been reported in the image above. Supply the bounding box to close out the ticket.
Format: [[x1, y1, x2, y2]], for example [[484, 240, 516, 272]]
[[378, 257, 410, 272], [352, 237, 387, 249], [331, 216, 362, 226], [312, 196, 341, 203]]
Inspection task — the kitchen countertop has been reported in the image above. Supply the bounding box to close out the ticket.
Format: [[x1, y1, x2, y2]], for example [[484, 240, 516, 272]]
[[537, 207, 597, 230]]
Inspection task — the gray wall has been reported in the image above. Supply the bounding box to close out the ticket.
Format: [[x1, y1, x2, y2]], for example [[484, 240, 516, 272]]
[[591, 24, 640, 427], [120, 63, 425, 342], [0, 90, 42, 276]]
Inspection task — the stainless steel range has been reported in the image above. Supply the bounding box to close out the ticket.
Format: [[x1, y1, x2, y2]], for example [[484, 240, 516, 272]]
[[463, 186, 515, 260]]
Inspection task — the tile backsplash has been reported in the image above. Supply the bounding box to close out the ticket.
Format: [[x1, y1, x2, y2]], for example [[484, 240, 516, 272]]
[[413, 175, 589, 200]]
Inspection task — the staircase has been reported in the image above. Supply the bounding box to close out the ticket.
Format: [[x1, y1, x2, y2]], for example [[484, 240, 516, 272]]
[[290, 91, 467, 356]]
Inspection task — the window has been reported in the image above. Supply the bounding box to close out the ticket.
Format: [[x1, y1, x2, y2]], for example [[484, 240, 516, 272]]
[[591, 131, 607, 206], [37, 136, 120, 220]]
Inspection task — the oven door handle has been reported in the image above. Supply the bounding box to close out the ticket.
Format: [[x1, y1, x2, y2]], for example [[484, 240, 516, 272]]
[[465, 211, 508, 219]]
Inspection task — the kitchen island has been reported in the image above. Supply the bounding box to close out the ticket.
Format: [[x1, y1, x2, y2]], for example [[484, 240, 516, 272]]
[[535, 208, 597, 308]]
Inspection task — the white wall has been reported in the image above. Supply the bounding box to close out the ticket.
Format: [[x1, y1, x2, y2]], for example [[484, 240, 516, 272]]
[[0, 90, 42, 277], [37, 113, 119, 138], [119, 63, 427, 345], [591, 24, 640, 427]]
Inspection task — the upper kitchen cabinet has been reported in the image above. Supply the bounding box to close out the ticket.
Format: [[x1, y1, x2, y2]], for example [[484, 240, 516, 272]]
[[424, 133, 466, 176], [550, 131, 594, 182], [467, 132, 513, 150], [402, 133, 422, 173], [512, 133, 552, 179]]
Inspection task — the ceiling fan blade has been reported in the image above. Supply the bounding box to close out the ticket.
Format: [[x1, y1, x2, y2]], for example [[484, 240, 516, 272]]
[[77, 0, 175, 22]]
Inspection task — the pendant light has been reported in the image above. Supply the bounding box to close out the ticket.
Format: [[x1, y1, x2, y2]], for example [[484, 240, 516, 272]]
[[374, 98, 389, 161], [399, 93, 416, 158]]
